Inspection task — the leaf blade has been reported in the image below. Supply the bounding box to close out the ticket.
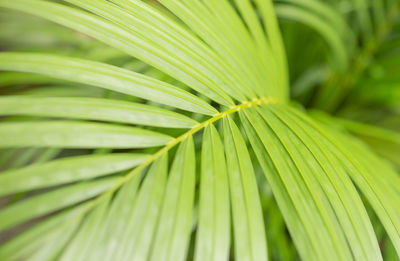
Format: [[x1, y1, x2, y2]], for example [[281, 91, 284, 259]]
[[0, 153, 148, 196], [0, 177, 118, 232], [195, 124, 230, 261], [223, 116, 268, 261], [150, 136, 196, 261], [0, 121, 172, 149], [0, 52, 218, 115], [0, 96, 198, 128]]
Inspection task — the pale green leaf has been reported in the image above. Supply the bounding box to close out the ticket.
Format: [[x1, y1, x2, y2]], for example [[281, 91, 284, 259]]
[[240, 110, 322, 260], [60, 174, 143, 261], [195, 124, 230, 261], [265, 104, 382, 260], [59, 195, 114, 261], [0, 153, 148, 196], [0, 177, 118, 232], [0, 52, 218, 115], [117, 155, 168, 261], [287, 106, 400, 257], [0, 203, 90, 261], [150, 136, 195, 261], [223, 116, 268, 261], [0, 96, 198, 128], [65, 0, 243, 104], [158, 0, 271, 99], [0, 0, 234, 106], [0, 121, 172, 149], [241, 107, 345, 260]]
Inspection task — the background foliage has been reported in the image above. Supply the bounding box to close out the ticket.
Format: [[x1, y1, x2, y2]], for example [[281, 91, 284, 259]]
[[0, 0, 399, 260]]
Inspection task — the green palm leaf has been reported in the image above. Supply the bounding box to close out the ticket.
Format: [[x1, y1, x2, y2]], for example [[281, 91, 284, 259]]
[[0, 121, 172, 148], [0, 0, 399, 260], [0, 53, 217, 115], [195, 124, 230, 261]]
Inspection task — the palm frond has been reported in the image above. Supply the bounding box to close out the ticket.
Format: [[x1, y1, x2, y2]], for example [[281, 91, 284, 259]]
[[0, 0, 399, 260]]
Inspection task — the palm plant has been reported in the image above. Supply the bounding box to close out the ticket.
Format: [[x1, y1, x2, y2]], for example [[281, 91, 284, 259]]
[[0, 0, 399, 260]]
